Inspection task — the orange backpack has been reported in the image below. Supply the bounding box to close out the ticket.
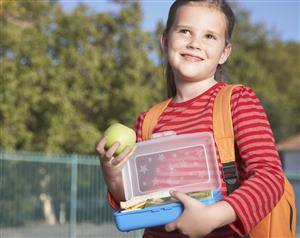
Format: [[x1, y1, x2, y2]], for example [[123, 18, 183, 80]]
[[141, 84, 296, 237]]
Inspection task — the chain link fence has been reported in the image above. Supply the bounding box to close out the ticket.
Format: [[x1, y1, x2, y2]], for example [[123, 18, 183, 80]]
[[0, 150, 142, 238], [0, 150, 299, 237]]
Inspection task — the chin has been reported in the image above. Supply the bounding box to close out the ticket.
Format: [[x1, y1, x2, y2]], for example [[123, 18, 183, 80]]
[[177, 71, 205, 81]]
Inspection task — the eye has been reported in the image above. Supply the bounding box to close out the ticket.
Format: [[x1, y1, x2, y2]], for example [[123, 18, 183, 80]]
[[206, 34, 217, 40], [179, 29, 191, 35]]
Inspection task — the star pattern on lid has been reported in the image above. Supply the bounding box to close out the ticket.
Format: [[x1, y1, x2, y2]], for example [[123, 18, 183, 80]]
[[158, 154, 165, 161], [139, 165, 148, 174], [136, 146, 211, 192]]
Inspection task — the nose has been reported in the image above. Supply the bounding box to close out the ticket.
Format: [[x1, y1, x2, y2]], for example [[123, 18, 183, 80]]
[[187, 36, 202, 50]]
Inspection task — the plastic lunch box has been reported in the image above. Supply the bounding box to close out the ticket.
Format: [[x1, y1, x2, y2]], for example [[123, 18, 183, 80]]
[[114, 132, 222, 232]]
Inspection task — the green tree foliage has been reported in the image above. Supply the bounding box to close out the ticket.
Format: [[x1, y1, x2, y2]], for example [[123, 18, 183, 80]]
[[1, 1, 164, 226], [1, 0, 299, 155], [1, 0, 164, 154], [227, 6, 300, 141]]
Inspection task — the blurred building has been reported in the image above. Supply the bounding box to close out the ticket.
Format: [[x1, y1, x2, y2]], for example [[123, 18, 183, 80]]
[[277, 134, 300, 174], [277, 133, 300, 231]]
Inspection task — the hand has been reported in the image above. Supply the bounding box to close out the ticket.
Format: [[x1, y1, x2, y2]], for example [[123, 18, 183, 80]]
[[96, 136, 136, 204], [96, 136, 135, 180], [165, 191, 218, 238]]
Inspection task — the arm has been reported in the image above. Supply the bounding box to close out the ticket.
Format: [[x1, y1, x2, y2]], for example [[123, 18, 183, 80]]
[[97, 136, 135, 209], [224, 86, 284, 235], [165, 191, 237, 238], [98, 113, 146, 210]]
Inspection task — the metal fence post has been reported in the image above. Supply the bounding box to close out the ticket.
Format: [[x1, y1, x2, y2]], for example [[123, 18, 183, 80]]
[[69, 154, 78, 238]]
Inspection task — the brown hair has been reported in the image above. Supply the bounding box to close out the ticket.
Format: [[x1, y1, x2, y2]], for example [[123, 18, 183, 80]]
[[163, 0, 235, 97]]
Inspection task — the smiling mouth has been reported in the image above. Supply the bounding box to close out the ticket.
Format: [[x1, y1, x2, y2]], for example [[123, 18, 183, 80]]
[[181, 54, 203, 62]]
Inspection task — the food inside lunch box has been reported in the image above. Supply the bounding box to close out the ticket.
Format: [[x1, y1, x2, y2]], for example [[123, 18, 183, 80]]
[[121, 190, 214, 212]]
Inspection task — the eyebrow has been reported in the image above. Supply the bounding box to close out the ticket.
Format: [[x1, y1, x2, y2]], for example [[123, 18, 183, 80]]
[[175, 25, 223, 37], [174, 25, 192, 30]]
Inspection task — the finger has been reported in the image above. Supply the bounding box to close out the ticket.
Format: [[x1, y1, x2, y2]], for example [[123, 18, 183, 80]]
[[113, 145, 136, 166], [111, 146, 131, 165], [105, 142, 120, 159], [165, 220, 177, 232], [96, 136, 108, 155], [169, 190, 191, 207]]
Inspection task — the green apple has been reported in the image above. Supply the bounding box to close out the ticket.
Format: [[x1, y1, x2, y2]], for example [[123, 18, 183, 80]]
[[104, 123, 136, 155]]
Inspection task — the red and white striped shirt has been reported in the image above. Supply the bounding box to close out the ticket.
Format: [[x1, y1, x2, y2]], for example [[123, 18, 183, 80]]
[[108, 82, 284, 237]]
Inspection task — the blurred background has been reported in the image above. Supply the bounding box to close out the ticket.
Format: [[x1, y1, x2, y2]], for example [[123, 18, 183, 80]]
[[1, 0, 299, 237]]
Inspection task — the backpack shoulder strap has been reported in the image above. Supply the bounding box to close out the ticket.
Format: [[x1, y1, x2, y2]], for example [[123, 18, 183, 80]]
[[213, 84, 242, 194], [213, 84, 241, 163], [142, 98, 173, 141]]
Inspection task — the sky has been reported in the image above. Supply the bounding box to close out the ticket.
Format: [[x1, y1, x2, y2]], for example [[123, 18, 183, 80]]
[[60, 0, 300, 42]]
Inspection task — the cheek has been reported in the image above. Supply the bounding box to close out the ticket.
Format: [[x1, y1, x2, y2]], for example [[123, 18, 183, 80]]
[[167, 40, 178, 51], [167, 49, 176, 64], [166, 41, 180, 60], [208, 46, 224, 60], [168, 35, 186, 50]]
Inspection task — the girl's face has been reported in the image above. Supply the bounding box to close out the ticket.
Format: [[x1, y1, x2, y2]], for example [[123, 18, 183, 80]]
[[161, 4, 232, 83]]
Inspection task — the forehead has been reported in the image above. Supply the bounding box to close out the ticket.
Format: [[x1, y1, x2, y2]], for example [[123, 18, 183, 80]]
[[172, 4, 227, 35]]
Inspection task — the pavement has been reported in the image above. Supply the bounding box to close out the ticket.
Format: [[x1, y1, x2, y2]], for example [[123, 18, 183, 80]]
[[0, 222, 143, 238]]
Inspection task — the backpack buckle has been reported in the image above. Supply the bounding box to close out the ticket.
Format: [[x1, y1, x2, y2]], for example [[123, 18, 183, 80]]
[[222, 162, 239, 195]]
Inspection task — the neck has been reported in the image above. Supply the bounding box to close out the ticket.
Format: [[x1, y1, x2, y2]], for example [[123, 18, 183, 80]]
[[174, 77, 218, 103]]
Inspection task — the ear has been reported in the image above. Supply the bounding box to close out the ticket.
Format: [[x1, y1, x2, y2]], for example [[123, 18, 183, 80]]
[[218, 42, 232, 65], [160, 32, 168, 53]]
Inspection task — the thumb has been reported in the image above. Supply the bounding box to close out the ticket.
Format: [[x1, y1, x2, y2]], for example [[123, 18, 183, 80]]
[[170, 190, 191, 207], [165, 191, 193, 233], [165, 220, 177, 232]]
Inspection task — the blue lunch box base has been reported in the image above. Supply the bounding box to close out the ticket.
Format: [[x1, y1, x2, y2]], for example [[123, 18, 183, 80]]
[[114, 190, 222, 232]]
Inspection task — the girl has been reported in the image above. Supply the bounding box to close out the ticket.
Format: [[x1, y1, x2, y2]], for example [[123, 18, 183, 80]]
[[97, 0, 284, 237]]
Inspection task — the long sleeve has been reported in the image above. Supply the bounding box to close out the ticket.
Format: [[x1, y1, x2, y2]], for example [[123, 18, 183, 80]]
[[224, 86, 284, 236]]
